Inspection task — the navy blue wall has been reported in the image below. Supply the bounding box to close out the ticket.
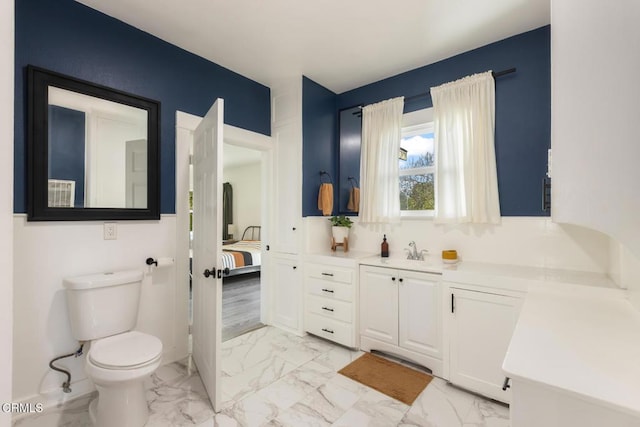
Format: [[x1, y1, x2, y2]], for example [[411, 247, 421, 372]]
[[335, 26, 551, 217], [48, 106, 86, 207], [15, 0, 271, 214], [302, 77, 337, 217]]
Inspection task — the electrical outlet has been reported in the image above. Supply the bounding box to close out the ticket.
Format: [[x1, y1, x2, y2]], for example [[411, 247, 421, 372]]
[[103, 223, 117, 240]]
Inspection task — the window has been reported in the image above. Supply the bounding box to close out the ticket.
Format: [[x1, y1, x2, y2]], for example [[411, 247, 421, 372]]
[[399, 108, 435, 217]]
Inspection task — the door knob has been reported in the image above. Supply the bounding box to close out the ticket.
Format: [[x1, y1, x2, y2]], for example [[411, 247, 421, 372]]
[[217, 267, 231, 279]]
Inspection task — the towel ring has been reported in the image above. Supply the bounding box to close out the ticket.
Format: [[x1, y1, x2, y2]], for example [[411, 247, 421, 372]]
[[319, 171, 333, 184], [347, 176, 359, 187]]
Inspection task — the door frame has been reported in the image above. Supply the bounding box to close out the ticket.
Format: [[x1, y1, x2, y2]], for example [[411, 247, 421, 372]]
[[176, 111, 274, 328]]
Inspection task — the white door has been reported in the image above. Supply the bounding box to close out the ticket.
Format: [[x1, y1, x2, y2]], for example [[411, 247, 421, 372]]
[[449, 287, 520, 403], [398, 271, 441, 358], [192, 99, 224, 412], [359, 266, 398, 345], [125, 139, 147, 208]]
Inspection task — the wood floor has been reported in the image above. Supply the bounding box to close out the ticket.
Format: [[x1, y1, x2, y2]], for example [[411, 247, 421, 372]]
[[222, 272, 263, 341]]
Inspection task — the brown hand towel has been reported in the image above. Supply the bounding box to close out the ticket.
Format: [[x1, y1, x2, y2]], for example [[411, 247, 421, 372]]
[[347, 187, 360, 212], [318, 183, 333, 216]]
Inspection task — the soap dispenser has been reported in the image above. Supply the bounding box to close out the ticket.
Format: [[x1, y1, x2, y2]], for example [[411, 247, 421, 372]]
[[381, 234, 389, 258]]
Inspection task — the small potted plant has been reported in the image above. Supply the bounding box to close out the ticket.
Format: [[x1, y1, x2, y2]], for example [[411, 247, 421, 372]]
[[328, 215, 353, 243]]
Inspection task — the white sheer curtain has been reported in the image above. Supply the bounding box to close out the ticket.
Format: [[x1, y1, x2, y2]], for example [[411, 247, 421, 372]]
[[359, 97, 405, 224], [431, 71, 500, 224]]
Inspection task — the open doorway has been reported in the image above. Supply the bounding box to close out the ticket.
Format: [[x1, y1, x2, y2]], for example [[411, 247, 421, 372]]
[[177, 111, 272, 347], [220, 143, 264, 340]]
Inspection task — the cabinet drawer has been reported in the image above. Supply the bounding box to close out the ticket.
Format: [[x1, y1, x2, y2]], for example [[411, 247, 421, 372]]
[[306, 294, 352, 323], [307, 277, 353, 302], [306, 313, 354, 347], [306, 264, 353, 284]]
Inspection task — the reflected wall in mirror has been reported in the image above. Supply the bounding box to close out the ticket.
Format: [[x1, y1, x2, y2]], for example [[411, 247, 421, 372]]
[[28, 66, 160, 221], [338, 106, 362, 214]]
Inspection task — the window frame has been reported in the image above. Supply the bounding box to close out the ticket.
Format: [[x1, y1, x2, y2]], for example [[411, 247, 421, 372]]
[[399, 108, 435, 218]]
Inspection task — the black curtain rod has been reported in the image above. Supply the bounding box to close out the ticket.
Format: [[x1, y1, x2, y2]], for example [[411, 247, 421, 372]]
[[345, 67, 516, 114], [403, 67, 515, 104]]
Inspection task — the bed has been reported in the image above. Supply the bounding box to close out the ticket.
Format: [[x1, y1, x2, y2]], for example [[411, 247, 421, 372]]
[[221, 226, 261, 277]]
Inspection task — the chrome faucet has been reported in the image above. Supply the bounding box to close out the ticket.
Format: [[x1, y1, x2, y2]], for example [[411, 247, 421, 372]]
[[406, 241, 428, 260]]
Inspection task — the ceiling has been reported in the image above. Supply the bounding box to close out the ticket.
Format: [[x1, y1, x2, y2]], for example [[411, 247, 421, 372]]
[[224, 143, 261, 169], [76, 0, 550, 94]]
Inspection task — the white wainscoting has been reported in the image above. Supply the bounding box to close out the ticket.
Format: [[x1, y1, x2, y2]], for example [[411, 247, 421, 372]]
[[304, 216, 612, 273], [1, 0, 14, 424], [12, 214, 188, 408]]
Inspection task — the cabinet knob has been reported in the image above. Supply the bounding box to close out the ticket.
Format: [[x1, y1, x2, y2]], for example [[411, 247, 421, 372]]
[[292, 227, 297, 231], [321, 306, 334, 312], [321, 328, 334, 334], [321, 288, 334, 293], [502, 377, 511, 391], [391, 277, 396, 281], [293, 266, 297, 270], [399, 278, 404, 283]]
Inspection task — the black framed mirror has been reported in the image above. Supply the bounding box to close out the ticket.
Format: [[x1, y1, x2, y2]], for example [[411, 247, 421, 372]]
[[27, 66, 160, 221]]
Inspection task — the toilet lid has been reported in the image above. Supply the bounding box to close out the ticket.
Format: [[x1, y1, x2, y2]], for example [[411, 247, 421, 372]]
[[89, 331, 163, 369]]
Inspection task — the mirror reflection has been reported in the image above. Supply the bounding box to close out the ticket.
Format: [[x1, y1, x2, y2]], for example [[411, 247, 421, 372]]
[[47, 87, 148, 209]]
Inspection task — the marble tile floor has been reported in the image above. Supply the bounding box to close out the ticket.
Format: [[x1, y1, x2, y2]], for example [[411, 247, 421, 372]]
[[13, 326, 509, 427]]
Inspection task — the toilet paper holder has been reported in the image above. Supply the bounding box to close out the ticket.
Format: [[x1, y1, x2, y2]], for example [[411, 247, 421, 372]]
[[145, 257, 174, 268]]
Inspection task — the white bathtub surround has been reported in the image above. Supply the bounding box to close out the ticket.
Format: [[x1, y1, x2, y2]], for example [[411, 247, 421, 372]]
[[12, 214, 189, 408], [14, 326, 509, 427], [504, 283, 640, 426], [305, 216, 612, 274], [609, 240, 640, 311]]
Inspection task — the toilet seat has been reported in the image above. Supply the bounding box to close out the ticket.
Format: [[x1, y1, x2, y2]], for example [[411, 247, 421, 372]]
[[89, 331, 162, 370]]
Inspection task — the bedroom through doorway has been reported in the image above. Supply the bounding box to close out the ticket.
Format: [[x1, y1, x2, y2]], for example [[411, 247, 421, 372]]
[[219, 143, 265, 341], [188, 142, 267, 342]]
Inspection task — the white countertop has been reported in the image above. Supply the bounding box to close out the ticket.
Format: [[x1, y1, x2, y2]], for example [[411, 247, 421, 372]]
[[357, 256, 614, 292], [503, 283, 640, 417], [359, 255, 445, 274], [303, 250, 376, 267]]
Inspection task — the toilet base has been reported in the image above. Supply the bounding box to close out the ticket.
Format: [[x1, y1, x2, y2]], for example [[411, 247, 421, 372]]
[[89, 381, 150, 427]]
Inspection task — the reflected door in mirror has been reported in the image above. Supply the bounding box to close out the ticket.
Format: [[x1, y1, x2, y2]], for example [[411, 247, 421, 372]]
[[48, 86, 148, 209], [27, 65, 159, 221]]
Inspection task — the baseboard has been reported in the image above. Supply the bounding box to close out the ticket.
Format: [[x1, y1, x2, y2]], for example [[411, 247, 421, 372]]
[[161, 346, 189, 366], [359, 335, 444, 378], [13, 378, 95, 421], [13, 348, 188, 421]]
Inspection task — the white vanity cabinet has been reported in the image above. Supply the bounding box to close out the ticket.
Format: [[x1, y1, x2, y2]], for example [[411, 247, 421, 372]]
[[446, 283, 523, 403], [304, 257, 358, 347], [359, 265, 443, 375]]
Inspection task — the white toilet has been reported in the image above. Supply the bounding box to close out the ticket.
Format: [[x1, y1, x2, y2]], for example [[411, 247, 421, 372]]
[[64, 270, 163, 427]]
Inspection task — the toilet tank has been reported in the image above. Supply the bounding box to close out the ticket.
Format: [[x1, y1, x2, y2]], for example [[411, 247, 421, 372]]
[[63, 270, 144, 341]]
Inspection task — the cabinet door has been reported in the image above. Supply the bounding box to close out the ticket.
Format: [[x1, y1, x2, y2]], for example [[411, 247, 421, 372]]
[[272, 256, 301, 333], [271, 79, 301, 255], [359, 266, 398, 345], [449, 287, 520, 403], [398, 271, 441, 358], [272, 123, 301, 254]]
